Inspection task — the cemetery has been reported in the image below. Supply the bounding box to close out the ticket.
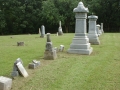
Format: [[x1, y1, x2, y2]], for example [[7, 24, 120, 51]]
[[0, 1, 120, 90]]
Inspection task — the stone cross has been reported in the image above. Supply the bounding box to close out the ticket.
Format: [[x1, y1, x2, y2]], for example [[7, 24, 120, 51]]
[[59, 21, 61, 28], [87, 15, 100, 45], [67, 2, 93, 55]]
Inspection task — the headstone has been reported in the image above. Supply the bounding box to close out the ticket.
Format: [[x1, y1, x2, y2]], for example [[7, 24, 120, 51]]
[[0, 76, 12, 90], [58, 21, 63, 36], [56, 32, 58, 36], [44, 33, 57, 60], [101, 23, 104, 33], [39, 28, 41, 35], [59, 45, 64, 52], [28, 60, 40, 69], [17, 42, 24, 46], [96, 24, 101, 36], [16, 62, 28, 78], [54, 47, 59, 52], [87, 15, 100, 45], [11, 58, 23, 77], [67, 2, 93, 55], [40, 25, 45, 38]]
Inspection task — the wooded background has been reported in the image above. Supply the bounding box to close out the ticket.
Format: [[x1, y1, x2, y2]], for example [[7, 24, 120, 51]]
[[0, 0, 120, 35]]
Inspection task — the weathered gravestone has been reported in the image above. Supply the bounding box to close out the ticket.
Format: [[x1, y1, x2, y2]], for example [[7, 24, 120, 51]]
[[58, 21, 63, 36], [96, 24, 101, 36], [0, 76, 12, 90], [16, 62, 28, 78], [44, 33, 57, 60], [87, 15, 100, 45], [11, 58, 28, 78], [101, 23, 104, 33], [40, 25, 45, 38], [39, 28, 41, 35], [11, 58, 23, 77], [59, 45, 64, 52], [28, 60, 40, 69], [67, 2, 93, 55], [17, 42, 24, 46]]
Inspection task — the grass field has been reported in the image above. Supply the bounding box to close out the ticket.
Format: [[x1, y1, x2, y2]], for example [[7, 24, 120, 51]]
[[0, 33, 120, 90]]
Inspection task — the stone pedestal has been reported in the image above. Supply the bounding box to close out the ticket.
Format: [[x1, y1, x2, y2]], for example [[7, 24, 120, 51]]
[[67, 2, 93, 55], [87, 15, 100, 45], [0, 76, 12, 90]]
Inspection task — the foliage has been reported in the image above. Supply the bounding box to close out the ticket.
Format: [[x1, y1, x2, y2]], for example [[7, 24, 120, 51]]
[[0, 0, 120, 35]]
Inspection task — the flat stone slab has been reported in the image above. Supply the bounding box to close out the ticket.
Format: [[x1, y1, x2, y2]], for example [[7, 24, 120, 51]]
[[0, 76, 12, 90], [16, 62, 28, 78]]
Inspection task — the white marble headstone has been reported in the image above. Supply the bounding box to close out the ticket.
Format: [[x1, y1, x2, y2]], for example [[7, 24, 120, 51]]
[[16, 62, 28, 78]]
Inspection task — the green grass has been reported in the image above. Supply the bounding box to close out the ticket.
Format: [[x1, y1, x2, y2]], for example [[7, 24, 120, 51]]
[[0, 33, 120, 90]]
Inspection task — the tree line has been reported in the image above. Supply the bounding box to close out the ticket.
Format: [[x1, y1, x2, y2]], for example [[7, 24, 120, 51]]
[[0, 0, 120, 35]]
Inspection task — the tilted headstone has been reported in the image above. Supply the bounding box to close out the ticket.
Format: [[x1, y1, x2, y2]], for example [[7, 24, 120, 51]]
[[0, 76, 12, 90], [101, 23, 104, 33], [44, 33, 57, 60], [40, 25, 45, 38], [11, 58, 23, 77], [67, 2, 93, 55], [87, 15, 100, 45], [58, 21, 63, 36], [16, 62, 28, 78]]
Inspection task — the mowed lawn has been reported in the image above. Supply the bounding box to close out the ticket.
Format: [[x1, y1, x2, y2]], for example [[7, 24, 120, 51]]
[[0, 33, 120, 90]]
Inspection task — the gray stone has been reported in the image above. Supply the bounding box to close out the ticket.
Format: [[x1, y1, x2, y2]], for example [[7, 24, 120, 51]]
[[96, 24, 101, 36], [67, 2, 93, 55], [101, 23, 104, 33], [11, 58, 23, 77], [28, 63, 36, 69], [39, 28, 41, 35], [87, 15, 100, 45], [44, 33, 57, 60], [59, 45, 64, 52], [0, 76, 12, 90], [40, 25, 45, 38], [16, 62, 28, 78], [58, 21, 63, 36], [11, 71, 19, 77]]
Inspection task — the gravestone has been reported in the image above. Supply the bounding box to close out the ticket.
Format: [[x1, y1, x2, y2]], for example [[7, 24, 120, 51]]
[[87, 15, 100, 45], [11, 58, 23, 77], [40, 25, 45, 38], [11, 58, 28, 78], [44, 33, 57, 60], [96, 24, 101, 36], [59, 45, 64, 52], [39, 28, 41, 35], [101, 23, 104, 33], [0, 76, 12, 90], [16, 62, 28, 78], [67, 2, 93, 55], [28, 60, 40, 69], [17, 42, 24, 46], [58, 21, 63, 36]]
